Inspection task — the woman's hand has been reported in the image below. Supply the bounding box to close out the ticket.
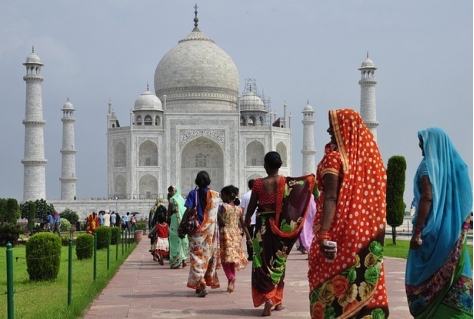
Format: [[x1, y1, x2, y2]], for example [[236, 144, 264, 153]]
[[319, 239, 337, 261], [410, 232, 422, 250]]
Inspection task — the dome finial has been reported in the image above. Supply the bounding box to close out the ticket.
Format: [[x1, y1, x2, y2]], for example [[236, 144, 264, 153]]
[[32, 46, 35, 53], [367, 51, 369, 59], [193, 4, 199, 29], [147, 82, 149, 91]]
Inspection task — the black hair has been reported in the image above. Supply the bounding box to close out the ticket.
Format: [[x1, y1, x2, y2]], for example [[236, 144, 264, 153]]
[[157, 211, 167, 224], [264, 151, 283, 169], [248, 179, 255, 189], [221, 185, 239, 204], [195, 171, 211, 211]]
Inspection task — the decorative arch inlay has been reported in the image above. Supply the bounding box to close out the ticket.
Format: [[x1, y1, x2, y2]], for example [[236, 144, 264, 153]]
[[179, 129, 225, 147]]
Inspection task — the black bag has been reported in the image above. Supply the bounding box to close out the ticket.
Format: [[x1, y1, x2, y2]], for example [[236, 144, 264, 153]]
[[178, 190, 200, 239]]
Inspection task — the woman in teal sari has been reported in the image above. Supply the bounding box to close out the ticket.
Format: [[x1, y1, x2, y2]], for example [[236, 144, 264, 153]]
[[406, 127, 473, 318], [167, 186, 189, 269]]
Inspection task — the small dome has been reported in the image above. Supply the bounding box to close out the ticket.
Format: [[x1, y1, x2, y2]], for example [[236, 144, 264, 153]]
[[303, 102, 313, 112], [25, 50, 43, 65], [62, 100, 74, 110], [360, 57, 375, 68], [134, 89, 162, 111], [240, 92, 265, 111]]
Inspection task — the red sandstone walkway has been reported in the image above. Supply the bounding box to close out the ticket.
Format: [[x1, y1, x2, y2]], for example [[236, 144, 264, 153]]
[[82, 238, 411, 319]]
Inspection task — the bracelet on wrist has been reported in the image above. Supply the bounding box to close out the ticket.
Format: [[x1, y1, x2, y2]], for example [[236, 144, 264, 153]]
[[414, 224, 423, 232], [318, 231, 331, 240]]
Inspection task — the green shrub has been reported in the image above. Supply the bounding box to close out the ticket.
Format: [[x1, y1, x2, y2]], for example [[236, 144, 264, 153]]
[[136, 222, 147, 230], [0, 223, 22, 247], [59, 218, 71, 231], [110, 226, 121, 245], [95, 226, 111, 250], [60, 236, 72, 246], [60, 208, 79, 224], [75, 233, 94, 260], [25, 232, 61, 281]]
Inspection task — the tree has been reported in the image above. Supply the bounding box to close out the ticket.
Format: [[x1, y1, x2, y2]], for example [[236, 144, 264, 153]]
[[386, 156, 407, 245], [0, 198, 20, 224], [34, 199, 55, 221], [60, 208, 79, 224]]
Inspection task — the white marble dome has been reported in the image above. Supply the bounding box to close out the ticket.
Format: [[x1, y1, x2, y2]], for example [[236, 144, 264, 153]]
[[154, 27, 239, 110], [240, 92, 265, 111], [361, 57, 375, 68], [303, 102, 313, 112], [134, 89, 162, 111], [62, 100, 74, 110], [25, 52, 42, 64]]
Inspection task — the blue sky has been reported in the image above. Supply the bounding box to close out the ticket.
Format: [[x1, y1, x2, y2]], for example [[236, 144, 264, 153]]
[[0, 1, 472, 207]]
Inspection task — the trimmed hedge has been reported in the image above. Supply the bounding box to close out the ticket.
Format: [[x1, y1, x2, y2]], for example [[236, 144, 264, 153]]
[[25, 232, 61, 281], [95, 226, 111, 250], [0, 223, 22, 247], [110, 227, 121, 245], [75, 233, 94, 260]]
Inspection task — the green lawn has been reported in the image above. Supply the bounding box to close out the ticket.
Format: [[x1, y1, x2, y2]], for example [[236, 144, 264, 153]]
[[384, 238, 473, 266], [0, 238, 136, 319]]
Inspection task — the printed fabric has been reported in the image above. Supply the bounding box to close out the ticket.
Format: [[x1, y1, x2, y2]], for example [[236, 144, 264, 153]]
[[186, 189, 221, 290], [308, 109, 389, 319]]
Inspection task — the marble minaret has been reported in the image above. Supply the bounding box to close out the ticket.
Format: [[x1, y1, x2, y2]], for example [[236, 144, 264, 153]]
[[359, 53, 379, 140], [22, 47, 47, 201], [301, 101, 316, 175], [60, 98, 77, 200]]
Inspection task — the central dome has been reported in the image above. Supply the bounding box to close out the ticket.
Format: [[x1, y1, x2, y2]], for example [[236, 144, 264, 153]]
[[154, 26, 239, 111]]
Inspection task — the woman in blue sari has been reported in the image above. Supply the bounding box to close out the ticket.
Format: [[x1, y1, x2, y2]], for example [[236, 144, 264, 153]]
[[406, 127, 473, 318]]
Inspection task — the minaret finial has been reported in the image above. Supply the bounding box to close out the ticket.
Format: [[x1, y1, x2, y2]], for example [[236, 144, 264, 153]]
[[32, 46, 35, 53], [367, 51, 369, 59], [194, 4, 199, 28], [67, 97, 70, 102], [146, 82, 149, 91]]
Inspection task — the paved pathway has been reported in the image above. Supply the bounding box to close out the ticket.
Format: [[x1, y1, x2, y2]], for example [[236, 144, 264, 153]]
[[83, 238, 411, 319]]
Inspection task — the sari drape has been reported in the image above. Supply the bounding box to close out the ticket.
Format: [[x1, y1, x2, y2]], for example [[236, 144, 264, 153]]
[[251, 174, 315, 307], [186, 189, 221, 290], [406, 127, 473, 318], [168, 187, 189, 269], [308, 109, 389, 319]]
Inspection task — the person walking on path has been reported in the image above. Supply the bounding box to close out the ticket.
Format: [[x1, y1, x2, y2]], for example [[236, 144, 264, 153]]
[[240, 179, 256, 261], [182, 171, 221, 297], [218, 185, 251, 293], [405, 127, 473, 318], [167, 186, 189, 269], [245, 151, 315, 316], [307, 109, 389, 318], [53, 211, 61, 236]]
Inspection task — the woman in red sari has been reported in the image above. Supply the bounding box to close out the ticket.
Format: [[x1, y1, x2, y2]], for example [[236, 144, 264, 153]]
[[308, 109, 389, 319], [245, 151, 315, 316]]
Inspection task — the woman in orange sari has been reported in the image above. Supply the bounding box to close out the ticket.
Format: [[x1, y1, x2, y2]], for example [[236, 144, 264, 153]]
[[308, 109, 389, 318], [245, 151, 315, 316], [86, 212, 99, 234]]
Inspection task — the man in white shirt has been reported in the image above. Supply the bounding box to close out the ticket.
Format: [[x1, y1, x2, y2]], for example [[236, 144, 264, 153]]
[[103, 210, 111, 227], [240, 179, 256, 261]]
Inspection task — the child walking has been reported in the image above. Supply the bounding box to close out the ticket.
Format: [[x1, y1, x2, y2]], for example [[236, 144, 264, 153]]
[[154, 214, 169, 265], [218, 185, 251, 293]]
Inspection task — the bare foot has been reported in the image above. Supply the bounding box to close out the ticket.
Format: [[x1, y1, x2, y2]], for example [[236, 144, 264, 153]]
[[227, 278, 236, 293], [262, 299, 273, 316], [274, 304, 284, 311]]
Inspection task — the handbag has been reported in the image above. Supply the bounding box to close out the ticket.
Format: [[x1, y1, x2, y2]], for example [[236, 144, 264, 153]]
[[178, 190, 200, 238]]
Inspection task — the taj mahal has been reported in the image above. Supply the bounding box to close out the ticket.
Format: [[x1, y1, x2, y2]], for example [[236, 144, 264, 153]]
[[21, 8, 379, 218]]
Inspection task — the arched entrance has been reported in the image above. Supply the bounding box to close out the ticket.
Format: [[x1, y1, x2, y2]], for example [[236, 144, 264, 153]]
[[181, 137, 224, 192]]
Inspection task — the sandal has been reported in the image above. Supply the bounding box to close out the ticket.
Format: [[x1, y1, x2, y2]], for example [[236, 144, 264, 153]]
[[227, 278, 236, 293]]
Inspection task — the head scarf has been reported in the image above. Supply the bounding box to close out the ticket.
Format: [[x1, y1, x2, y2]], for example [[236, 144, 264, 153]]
[[329, 109, 387, 239], [407, 127, 473, 285]]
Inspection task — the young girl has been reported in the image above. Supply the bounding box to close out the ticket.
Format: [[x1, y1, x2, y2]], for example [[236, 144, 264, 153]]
[[154, 214, 170, 265], [218, 185, 251, 293]]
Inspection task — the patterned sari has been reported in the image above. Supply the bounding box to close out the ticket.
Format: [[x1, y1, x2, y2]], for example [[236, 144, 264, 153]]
[[168, 187, 189, 269], [406, 127, 473, 318], [308, 109, 389, 319], [185, 189, 221, 290], [251, 174, 315, 307]]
